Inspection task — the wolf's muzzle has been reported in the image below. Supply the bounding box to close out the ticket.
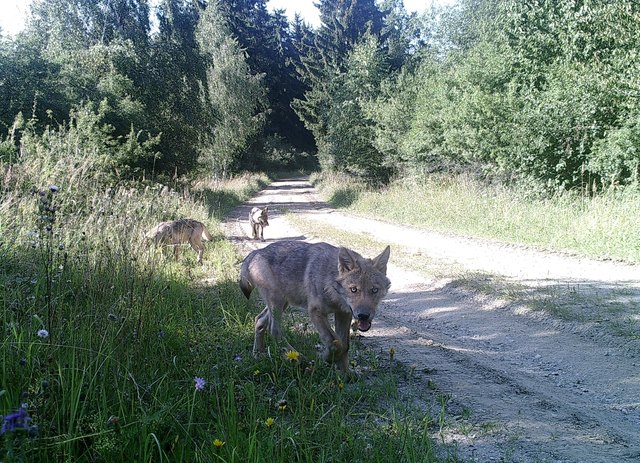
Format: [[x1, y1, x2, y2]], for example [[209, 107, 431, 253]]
[[354, 311, 372, 332]]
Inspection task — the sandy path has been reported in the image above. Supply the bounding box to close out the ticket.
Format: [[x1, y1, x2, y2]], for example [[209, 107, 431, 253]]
[[222, 177, 640, 463]]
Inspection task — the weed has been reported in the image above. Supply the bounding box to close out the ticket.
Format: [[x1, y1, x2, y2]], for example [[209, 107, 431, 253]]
[[313, 172, 640, 263], [1, 169, 446, 462]]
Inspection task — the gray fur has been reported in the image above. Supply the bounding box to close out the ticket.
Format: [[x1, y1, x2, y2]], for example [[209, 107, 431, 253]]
[[250, 206, 269, 241], [239, 240, 391, 372]]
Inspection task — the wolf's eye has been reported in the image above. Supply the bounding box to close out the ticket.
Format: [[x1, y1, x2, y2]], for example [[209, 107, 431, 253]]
[[371, 287, 378, 294], [350, 286, 358, 293]]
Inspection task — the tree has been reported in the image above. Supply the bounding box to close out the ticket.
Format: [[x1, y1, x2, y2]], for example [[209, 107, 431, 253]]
[[196, 0, 266, 178], [145, 0, 207, 174], [216, 0, 314, 157], [324, 33, 392, 183], [292, 0, 394, 183]]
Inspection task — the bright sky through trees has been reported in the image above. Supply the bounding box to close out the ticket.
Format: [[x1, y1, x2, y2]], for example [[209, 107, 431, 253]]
[[0, 0, 458, 35]]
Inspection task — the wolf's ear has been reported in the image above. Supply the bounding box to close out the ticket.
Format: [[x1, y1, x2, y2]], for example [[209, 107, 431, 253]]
[[264, 206, 268, 212], [338, 247, 359, 274], [372, 246, 390, 274]]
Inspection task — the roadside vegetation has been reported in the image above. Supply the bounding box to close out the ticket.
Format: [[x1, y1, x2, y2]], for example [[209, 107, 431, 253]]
[[312, 172, 640, 264], [2, 0, 639, 460], [302, 172, 640, 344], [0, 123, 451, 462]]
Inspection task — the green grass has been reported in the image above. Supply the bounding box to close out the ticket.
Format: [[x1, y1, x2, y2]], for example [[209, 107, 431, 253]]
[[0, 170, 449, 462], [312, 172, 640, 264], [288, 197, 640, 340]]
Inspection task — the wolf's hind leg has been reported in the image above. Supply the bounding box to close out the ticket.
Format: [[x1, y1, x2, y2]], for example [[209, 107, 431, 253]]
[[189, 237, 205, 264], [253, 306, 270, 356], [268, 307, 296, 353]]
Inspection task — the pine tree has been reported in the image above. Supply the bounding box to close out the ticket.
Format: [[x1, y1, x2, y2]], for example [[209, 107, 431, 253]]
[[196, 0, 267, 178], [292, 0, 393, 183], [143, 0, 208, 174], [217, 0, 314, 154]]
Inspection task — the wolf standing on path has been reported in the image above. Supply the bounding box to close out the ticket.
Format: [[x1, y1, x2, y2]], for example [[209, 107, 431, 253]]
[[146, 219, 212, 264], [250, 206, 269, 241], [239, 240, 391, 373]]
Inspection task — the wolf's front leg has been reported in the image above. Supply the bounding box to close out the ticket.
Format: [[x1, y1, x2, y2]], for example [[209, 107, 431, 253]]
[[333, 311, 353, 372], [309, 307, 344, 365]]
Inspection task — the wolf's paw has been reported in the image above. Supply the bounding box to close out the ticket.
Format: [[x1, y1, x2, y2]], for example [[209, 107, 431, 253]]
[[340, 368, 360, 382], [328, 339, 348, 357]]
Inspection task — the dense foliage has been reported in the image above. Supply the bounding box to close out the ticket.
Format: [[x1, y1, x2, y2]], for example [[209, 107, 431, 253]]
[[1, 0, 639, 190]]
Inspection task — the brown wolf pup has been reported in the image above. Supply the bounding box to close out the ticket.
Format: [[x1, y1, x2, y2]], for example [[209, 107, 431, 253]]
[[146, 219, 212, 264], [239, 240, 391, 373], [250, 206, 269, 241]]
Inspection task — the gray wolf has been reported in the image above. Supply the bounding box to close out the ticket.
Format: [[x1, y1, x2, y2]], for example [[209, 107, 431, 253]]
[[250, 206, 269, 241], [146, 219, 212, 264], [239, 240, 391, 372]]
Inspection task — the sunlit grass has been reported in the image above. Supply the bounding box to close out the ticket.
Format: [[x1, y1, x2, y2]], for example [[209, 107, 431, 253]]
[[312, 172, 640, 263], [1, 168, 449, 462]]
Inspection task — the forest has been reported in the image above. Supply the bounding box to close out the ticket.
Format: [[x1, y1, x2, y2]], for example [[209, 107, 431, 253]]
[[1, 2, 640, 461], [1, 0, 639, 192]]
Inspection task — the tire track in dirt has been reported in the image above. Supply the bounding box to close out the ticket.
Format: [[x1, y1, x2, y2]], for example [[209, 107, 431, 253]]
[[222, 177, 640, 463]]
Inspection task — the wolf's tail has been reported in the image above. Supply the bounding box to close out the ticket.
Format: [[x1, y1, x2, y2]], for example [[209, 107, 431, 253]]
[[239, 253, 254, 299], [202, 226, 213, 241]]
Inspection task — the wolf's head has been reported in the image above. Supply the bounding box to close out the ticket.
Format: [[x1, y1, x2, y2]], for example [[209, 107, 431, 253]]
[[336, 246, 391, 332], [252, 206, 269, 226], [259, 206, 269, 226], [145, 222, 166, 243]]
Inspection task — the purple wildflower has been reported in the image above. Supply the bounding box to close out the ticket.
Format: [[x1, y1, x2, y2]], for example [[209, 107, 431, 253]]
[[194, 377, 206, 391], [37, 329, 49, 338], [0, 405, 32, 435], [233, 354, 242, 362]]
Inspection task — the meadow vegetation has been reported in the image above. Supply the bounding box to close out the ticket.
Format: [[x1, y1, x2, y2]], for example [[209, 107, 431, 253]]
[[2, 0, 639, 460], [0, 123, 449, 462], [312, 172, 640, 264]]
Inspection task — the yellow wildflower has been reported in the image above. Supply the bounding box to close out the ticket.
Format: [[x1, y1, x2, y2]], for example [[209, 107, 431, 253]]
[[285, 350, 300, 362], [213, 439, 225, 449], [265, 417, 275, 427]]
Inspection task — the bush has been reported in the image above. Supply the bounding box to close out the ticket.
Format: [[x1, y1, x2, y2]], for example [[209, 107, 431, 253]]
[[589, 113, 640, 189]]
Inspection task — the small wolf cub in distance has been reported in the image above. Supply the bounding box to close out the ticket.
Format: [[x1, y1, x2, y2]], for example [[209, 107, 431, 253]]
[[146, 219, 212, 264], [250, 206, 269, 241]]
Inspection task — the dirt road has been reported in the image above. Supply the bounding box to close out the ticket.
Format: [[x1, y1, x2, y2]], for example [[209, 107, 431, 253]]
[[222, 177, 640, 463]]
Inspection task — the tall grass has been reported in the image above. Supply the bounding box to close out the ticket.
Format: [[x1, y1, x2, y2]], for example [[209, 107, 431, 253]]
[[1, 128, 447, 461], [312, 172, 640, 263]]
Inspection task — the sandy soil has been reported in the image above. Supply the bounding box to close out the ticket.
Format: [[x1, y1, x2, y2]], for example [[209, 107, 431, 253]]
[[221, 177, 640, 463]]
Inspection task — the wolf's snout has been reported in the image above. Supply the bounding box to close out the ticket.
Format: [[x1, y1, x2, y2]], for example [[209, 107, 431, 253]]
[[354, 311, 372, 332]]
